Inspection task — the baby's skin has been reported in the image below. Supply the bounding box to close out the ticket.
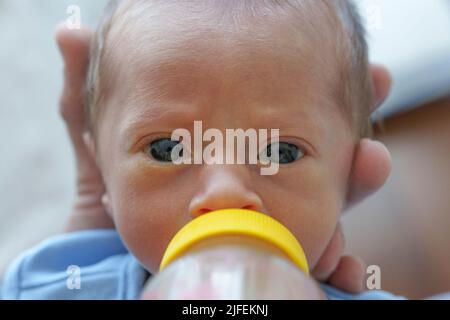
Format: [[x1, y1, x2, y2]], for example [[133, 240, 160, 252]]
[[56, 1, 392, 294]]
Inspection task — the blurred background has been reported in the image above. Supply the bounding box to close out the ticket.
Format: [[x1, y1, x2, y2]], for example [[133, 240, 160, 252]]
[[0, 0, 449, 299]]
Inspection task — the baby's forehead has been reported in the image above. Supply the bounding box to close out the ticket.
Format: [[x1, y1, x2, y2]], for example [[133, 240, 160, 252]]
[[105, 0, 342, 99], [107, 0, 342, 59], [110, 28, 338, 125]]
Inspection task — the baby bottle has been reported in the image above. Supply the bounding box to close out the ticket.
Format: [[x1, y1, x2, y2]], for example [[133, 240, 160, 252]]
[[141, 208, 323, 299]]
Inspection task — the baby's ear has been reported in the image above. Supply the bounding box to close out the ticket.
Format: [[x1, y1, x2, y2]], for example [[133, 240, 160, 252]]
[[345, 138, 391, 209], [82, 131, 113, 218], [101, 193, 113, 218], [82, 131, 97, 161]]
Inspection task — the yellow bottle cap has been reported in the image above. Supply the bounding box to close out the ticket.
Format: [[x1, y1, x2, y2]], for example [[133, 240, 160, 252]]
[[159, 208, 309, 275]]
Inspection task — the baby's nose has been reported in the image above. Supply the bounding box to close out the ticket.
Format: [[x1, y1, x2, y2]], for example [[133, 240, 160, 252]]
[[188, 167, 264, 218]]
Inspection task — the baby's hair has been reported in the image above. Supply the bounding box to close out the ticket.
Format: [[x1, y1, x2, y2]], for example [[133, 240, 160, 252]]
[[86, 0, 374, 139]]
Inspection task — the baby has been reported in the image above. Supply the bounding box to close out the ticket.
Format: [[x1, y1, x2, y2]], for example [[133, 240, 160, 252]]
[[2, 0, 399, 300]]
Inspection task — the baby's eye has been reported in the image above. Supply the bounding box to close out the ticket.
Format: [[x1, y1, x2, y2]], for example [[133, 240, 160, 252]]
[[260, 142, 305, 164], [145, 138, 183, 162]]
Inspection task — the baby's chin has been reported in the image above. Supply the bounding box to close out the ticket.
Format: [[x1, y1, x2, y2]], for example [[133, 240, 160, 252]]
[[146, 262, 161, 275], [127, 243, 166, 275]]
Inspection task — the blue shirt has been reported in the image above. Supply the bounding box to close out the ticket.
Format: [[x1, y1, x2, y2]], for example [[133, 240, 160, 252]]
[[1, 230, 404, 300]]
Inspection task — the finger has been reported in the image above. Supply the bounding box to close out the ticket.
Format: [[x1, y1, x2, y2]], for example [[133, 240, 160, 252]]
[[370, 64, 392, 111], [312, 223, 344, 281], [55, 23, 93, 131], [55, 24, 103, 182], [346, 139, 391, 208], [327, 255, 366, 294], [55, 23, 95, 164]]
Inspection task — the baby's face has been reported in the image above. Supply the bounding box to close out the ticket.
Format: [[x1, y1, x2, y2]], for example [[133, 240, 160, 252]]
[[94, 7, 357, 274]]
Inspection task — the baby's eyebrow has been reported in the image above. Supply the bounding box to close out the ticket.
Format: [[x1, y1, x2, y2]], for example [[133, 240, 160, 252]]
[[118, 101, 324, 153], [119, 103, 201, 142]]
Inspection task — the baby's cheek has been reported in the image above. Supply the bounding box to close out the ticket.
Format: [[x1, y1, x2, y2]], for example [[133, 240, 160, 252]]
[[311, 177, 345, 262], [286, 200, 340, 269], [303, 201, 341, 269], [113, 195, 171, 273], [108, 165, 188, 273], [270, 166, 344, 269]]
